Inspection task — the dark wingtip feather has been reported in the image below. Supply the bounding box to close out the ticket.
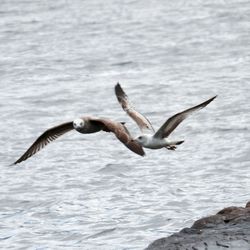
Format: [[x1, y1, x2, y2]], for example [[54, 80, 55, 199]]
[[137, 150, 146, 157], [132, 144, 145, 157], [211, 95, 217, 100], [206, 95, 217, 104], [196, 95, 217, 110], [137, 146, 146, 157], [12, 157, 23, 165], [115, 83, 126, 98], [12, 155, 26, 165]]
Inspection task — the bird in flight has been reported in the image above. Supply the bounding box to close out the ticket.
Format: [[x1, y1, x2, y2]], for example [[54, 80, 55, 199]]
[[115, 83, 216, 150], [12, 116, 145, 165]]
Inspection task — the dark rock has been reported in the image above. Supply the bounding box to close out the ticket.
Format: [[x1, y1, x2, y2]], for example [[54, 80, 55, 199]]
[[145, 201, 250, 250]]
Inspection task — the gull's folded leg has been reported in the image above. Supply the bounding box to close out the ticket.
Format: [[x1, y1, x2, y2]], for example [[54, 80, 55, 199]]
[[166, 145, 176, 150]]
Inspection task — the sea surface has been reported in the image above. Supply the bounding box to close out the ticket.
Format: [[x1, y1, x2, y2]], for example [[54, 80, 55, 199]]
[[1, 0, 250, 249]]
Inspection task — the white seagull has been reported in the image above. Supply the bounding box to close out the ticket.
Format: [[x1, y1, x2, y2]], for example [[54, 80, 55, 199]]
[[115, 83, 217, 150], [13, 116, 145, 165]]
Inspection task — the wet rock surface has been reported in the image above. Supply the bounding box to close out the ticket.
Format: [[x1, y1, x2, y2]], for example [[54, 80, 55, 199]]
[[145, 201, 250, 250]]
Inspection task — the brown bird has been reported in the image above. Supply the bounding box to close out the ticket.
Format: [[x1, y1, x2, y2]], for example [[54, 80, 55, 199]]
[[13, 116, 145, 165]]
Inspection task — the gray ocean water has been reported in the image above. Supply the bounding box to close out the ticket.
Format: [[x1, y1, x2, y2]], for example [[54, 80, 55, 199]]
[[1, 0, 250, 249]]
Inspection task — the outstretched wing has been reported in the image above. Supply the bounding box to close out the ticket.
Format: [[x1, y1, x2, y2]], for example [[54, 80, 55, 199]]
[[13, 121, 74, 165], [154, 96, 217, 139], [91, 118, 145, 156], [115, 83, 154, 134]]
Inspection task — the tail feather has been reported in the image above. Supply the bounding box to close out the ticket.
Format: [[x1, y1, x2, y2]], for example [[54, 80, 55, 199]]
[[175, 140, 184, 145]]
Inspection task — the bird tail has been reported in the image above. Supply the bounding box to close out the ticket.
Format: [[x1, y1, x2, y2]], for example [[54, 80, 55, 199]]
[[174, 140, 185, 145]]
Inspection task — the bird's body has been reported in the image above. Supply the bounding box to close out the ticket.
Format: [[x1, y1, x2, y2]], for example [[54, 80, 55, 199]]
[[115, 83, 216, 151], [13, 116, 145, 165], [133, 134, 184, 149]]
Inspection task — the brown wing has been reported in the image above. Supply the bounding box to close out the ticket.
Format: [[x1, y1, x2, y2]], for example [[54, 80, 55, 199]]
[[91, 118, 145, 156], [154, 96, 217, 139], [13, 121, 74, 165], [115, 83, 155, 133]]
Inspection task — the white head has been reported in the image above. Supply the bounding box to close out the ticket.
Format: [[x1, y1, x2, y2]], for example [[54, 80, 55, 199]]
[[73, 118, 85, 130], [133, 135, 149, 146]]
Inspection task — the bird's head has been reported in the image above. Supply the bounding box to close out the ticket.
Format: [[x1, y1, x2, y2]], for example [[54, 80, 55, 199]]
[[73, 118, 85, 130], [133, 135, 148, 146]]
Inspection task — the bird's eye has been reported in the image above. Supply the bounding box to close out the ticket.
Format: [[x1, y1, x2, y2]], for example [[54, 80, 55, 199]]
[[138, 136, 142, 139]]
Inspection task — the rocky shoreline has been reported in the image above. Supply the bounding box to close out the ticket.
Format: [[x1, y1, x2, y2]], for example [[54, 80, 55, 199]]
[[145, 201, 250, 250]]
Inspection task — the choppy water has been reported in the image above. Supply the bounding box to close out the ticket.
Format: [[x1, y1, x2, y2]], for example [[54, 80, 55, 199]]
[[1, 0, 250, 249]]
